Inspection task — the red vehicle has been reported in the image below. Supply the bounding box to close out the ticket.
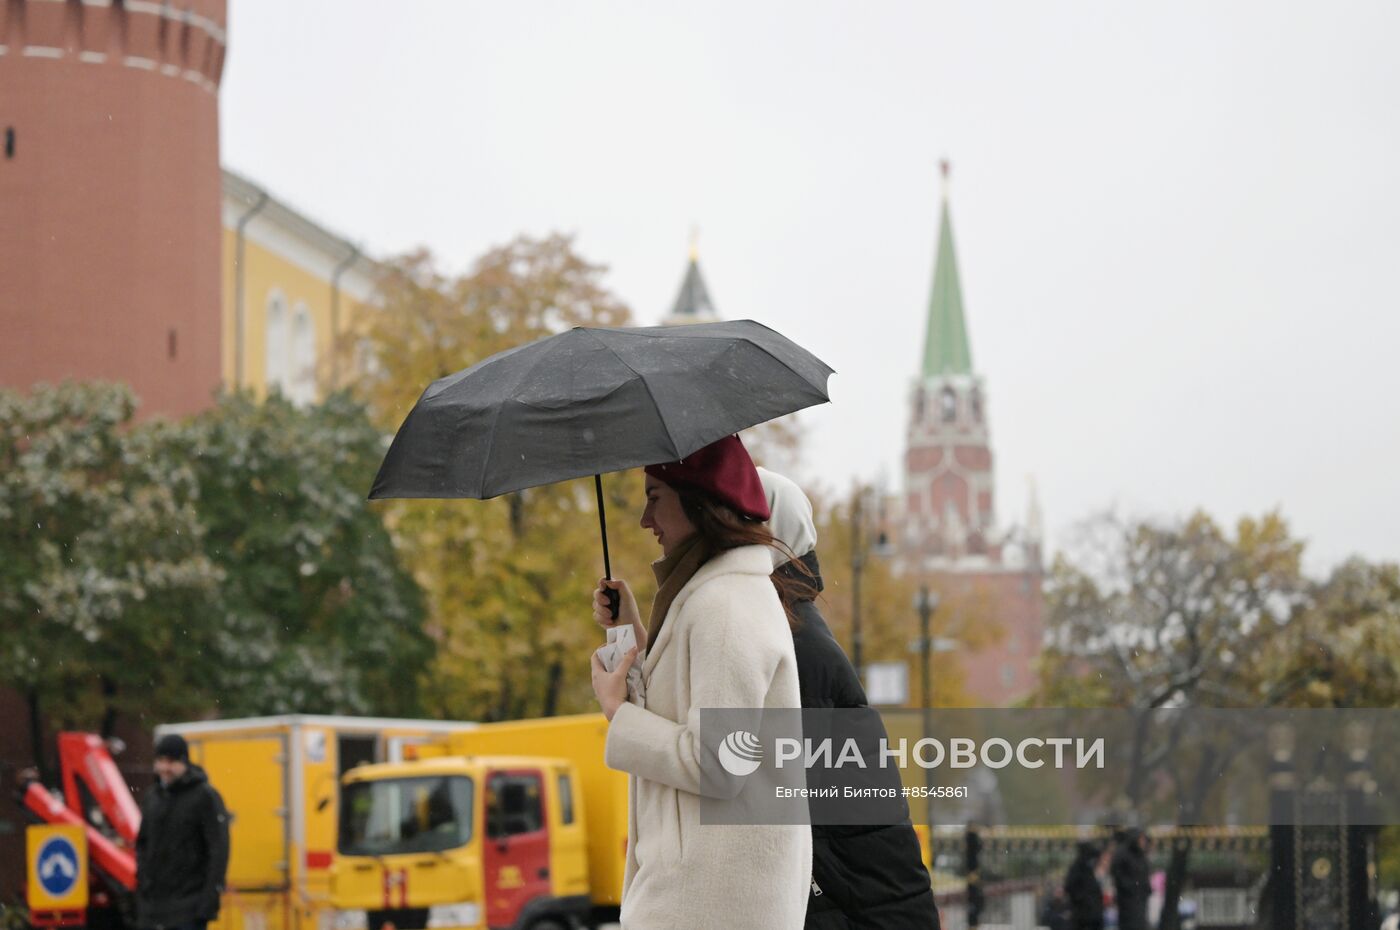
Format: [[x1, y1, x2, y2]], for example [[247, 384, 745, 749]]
[[18, 733, 141, 929]]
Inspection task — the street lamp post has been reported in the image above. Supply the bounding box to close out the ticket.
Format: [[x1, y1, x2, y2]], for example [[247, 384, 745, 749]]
[[851, 484, 891, 684], [851, 489, 865, 677], [914, 587, 939, 830], [909, 593, 961, 858]]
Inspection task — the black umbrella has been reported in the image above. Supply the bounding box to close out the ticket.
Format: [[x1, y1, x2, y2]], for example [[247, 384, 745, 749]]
[[369, 319, 834, 612]]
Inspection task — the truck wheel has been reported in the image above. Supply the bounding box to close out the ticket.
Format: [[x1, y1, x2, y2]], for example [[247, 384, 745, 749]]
[[526, 920, 568, 930]]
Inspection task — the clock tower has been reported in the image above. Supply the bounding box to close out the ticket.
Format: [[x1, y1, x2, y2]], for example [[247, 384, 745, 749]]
[[897, 163, 1045, 705], [904, 162, 999, 564]]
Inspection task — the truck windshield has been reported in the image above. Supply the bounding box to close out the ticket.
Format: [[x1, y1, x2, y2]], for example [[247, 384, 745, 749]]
[[339, 775, 473, 856]]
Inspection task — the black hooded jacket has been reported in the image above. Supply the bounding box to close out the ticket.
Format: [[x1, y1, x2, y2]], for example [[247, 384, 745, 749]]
[[135, 764, 230, 928], [1110, 832, 1151, 930], [1063, 843, 1105, 930], [779, 552, 941, 930]]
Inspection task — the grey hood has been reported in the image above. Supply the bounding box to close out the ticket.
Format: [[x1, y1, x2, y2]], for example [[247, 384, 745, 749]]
[[756, 466, 818, 569]]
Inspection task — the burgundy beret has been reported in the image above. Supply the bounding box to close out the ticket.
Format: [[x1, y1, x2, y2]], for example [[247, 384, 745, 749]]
[[644, 434, 771, 521]]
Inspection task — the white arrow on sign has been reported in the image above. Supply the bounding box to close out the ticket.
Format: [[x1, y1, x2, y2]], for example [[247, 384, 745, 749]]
[[40, 852, 77, 880]]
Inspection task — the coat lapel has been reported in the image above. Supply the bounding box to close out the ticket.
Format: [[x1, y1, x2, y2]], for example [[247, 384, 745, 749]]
[[640, 545, 773, 682]]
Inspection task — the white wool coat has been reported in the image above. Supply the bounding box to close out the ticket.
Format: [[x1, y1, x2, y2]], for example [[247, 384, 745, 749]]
[[604, 544, 811, 930]]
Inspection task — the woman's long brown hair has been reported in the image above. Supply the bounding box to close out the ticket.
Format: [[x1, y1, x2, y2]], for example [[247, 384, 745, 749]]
[[676, 487, 820, 630]]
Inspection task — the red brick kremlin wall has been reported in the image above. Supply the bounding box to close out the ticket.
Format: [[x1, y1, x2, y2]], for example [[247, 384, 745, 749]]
[[0, 0, 228, 418]]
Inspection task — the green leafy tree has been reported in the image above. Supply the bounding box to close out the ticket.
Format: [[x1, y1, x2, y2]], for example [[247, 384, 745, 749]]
[[0, 382, 222, 773], [167, 390, 431, 717]]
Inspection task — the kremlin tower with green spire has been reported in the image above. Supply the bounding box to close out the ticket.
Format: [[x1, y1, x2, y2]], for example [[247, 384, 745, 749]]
[[900, 162, 1044, 706]]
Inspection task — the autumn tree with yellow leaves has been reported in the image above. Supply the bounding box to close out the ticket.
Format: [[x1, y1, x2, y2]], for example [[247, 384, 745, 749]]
[[346, 235, 663, 721], [342, 234, 997, 719]]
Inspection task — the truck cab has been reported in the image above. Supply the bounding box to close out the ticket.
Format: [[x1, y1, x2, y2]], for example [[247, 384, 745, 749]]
[[330, 755, 589, 930]]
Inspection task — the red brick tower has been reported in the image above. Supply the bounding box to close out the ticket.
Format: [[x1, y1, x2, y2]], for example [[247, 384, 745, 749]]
[[900, 163, 1045, 706], [0, 0, 228, 418]]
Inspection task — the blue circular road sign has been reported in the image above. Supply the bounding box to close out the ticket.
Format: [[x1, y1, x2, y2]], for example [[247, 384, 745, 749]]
[[36, 836, 80, 897]]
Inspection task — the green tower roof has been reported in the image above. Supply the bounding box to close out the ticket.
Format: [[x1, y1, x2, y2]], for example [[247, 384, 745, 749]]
[[921, 193, 973, 378]]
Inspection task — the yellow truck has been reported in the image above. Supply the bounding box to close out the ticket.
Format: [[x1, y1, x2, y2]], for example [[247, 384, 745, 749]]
[[328, 714, 627, 930], [156, 715, 474, 930]]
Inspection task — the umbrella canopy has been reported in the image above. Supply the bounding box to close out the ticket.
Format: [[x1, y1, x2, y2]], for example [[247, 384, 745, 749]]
[[369, 319, 834, 501]]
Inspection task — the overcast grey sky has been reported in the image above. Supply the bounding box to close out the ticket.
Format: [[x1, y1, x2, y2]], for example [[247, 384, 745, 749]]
[[222, 2, 1400, 573]]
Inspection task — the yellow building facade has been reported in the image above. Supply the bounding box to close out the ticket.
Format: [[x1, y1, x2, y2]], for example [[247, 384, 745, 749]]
[[220, 169, 377, 402]]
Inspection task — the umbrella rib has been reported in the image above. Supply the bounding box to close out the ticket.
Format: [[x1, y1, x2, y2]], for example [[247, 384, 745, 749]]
[[477, 336, 559, 496], [591, 321, 832, 381], [608, 324, 833, 381], [581, 329, 681, 460], [726, 333, 834, 382]]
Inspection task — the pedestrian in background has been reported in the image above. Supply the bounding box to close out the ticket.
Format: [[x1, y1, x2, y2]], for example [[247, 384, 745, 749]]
[[1111, 828, 1151, 930], [1064, 841, 1106, 930], [758, 466, 941, 930], [1038, 882, 1072, 930], [135, 734, 230, 930]]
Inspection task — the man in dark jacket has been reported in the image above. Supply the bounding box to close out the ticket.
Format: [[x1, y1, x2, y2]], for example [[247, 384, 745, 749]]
[[1064, 841, 1105, 930], [760, 468, 941, 930], [136, 734, 230, 930], [1110, 828, 1151, 930]]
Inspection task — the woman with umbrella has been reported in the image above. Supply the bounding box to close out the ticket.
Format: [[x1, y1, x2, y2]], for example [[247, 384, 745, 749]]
[[589, 434, 812, 929], [370, 320, 835, 927]]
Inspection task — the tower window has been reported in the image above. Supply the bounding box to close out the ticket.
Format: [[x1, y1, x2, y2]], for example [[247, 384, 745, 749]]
[[5, 128, 14, 160], [168, 328, 178, 359], [970, 387, 983, 422], [940, 386, 957, 422]]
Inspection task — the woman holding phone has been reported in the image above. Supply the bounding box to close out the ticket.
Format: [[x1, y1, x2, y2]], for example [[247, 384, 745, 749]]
[[589, 434, 810, 929]]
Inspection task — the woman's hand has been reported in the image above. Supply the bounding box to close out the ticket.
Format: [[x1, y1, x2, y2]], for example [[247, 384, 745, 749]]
[[591, 646, 639, 722], [594, 577, 646, 653]]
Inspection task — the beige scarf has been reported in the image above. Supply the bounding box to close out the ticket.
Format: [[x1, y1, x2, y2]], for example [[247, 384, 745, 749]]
[[646, 533, 713, 649]]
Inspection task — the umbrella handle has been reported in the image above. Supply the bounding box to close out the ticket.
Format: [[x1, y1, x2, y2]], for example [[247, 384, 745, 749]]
[[595, 474, 621, 621]]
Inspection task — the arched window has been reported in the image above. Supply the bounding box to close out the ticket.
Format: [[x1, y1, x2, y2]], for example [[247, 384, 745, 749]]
[[290, 304, 317, 405], [265, 292, 289, 396], [970, 386, 983, 422], [940, 386, 957, 423]]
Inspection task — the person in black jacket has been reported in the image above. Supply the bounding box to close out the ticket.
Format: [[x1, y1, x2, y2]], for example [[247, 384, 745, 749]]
[[1063, 841, 1106, 930], [758, 467, 941, 930], [1038, 882, 1072, 930], [136, 734, 230, 930], [1110, 828, 1151, 930]]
